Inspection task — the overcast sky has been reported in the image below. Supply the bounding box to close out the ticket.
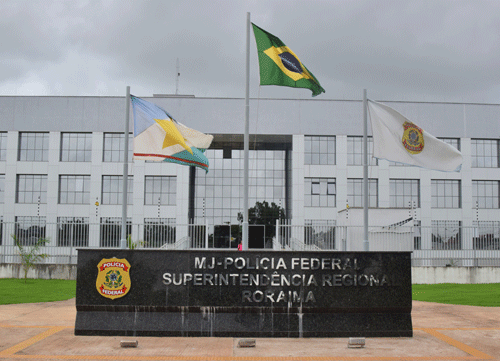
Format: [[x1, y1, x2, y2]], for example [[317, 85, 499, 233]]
[[2, 0, 500, 103]]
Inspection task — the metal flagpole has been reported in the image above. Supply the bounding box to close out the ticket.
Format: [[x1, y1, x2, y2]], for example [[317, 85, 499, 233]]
[[242, 12, 250, 251], [363, 89, 369, 251], [120, 86, 131, 249]]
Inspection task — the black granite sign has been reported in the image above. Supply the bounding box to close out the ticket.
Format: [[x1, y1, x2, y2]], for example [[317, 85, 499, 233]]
[[75, 249, 412, 337]]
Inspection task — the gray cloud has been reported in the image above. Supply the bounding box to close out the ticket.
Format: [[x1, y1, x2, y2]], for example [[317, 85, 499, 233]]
[[1, 0, 500, 102]]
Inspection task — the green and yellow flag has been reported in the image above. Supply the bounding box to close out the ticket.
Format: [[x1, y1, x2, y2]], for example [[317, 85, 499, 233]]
[[252, 23, 325, 97]]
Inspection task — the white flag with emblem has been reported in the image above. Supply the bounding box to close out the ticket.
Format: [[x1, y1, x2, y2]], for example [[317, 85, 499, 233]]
[[367, 100, 462, 172]]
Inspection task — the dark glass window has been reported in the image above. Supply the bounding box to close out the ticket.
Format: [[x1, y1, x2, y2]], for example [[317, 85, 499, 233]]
[[16, 175, 47, 203], [431, 180, 461, 208], [0, 132, 7, 161], [102, 175, 133, 205], [103, 133, 132, 162], [305, 136, 335, 165], [57, 217, 89, 247], [14, 216, 46, 246], [390, 179, 420, 208], [472, 180, 499, 209], [471, 139, 499, 168], [143, 218, 176, 248], [60, 133, 92, 162], [305, 178, 336, 207], [18, 132, 49, 161], [144, 176, 176, 205], [347, 178, 378, 208], [347, 136, 377, 165], [432, 220, 461, 250], [59, 175, 90, 204]]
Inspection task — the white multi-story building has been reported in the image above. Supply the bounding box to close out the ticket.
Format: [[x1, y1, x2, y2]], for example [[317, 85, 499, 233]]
[[0, 95, 499, 266]]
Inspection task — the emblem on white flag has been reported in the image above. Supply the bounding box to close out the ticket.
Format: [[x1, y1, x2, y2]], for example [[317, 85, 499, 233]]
[[367, 100, 462, 172]]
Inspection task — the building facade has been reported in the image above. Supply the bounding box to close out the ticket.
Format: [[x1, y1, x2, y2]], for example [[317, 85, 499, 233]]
[[0, 95, 499, 264]]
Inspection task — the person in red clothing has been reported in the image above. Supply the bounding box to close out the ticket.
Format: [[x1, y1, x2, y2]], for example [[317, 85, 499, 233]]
[[237, 240, 243, 251]]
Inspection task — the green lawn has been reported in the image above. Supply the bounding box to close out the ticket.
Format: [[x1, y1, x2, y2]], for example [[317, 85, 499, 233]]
[[1, 279, 499, 307], [412, 283, 500, 307], [0, 279, 76, 305]]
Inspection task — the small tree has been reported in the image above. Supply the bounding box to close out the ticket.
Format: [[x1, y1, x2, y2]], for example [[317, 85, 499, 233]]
[[12, 235, 49, 283], [238, 201, 286, 246]]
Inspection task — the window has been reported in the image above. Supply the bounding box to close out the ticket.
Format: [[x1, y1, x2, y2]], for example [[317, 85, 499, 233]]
[[143, 218, 176, 247], [0, 132, 7, 161], [0, 174, 4, 203], [431, 180, 461, 208], [347, 136, 377, 165], [18, 132, 49, 161], [432, 220, 461, 250], [14, 216, 46, 246], [473, 221, 500, 250], [59, 175, 91, 204], [102, 175, 133, 205], [305, 178, 336, 207], [100, 217, 131, 248], [144, 176, 176, 205], [304, 136, 335, 165], [311, 181, 320, 195], [390, 179, 420, 208], [57, 217, 89, 247], [60, 133, 92, 162], [413, 220, 421, 250], [347, 179, 378, 208], [16, 175, 47, 203], [103, 133, 133, 162], [438, 138, 460, 151], [471, 139, 499, 168], [195, 148, 288, 225], [472, 180, 500, 209], [304, 220, 336, 249]]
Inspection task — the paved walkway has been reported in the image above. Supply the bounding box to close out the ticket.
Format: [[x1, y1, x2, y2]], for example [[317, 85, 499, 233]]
[[0, 299, 499, 360]]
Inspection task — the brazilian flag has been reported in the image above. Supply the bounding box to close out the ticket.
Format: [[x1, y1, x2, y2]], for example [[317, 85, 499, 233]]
[[252, 23, 325, 97]]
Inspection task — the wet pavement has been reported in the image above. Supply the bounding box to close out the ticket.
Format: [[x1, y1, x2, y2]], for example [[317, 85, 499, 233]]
[[0, 298, 499, 360]]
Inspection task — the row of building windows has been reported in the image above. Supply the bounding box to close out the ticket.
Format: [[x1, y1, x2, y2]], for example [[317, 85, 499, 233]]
[[5, 216, 498, 251], [0, 175, 176, 205], [0, 132, 133, 163], [8, 216, 175, 248], [302, 219, 499, 251], [413, 220, 499, 251], [303, 218, 500, 251], [1, 174, 498, 210], [304, 135, 500, 168], [2, 133, 499, 168], [305, 178, 500, 209]]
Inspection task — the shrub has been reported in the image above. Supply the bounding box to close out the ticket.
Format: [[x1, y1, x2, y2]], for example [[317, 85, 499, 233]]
[[12, 235, 49, 283]]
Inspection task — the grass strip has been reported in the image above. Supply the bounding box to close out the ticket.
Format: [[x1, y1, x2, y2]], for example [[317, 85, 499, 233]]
[[0, 278, 76, 305], [412, 283, 500, 307], [1, 279, 499, 307]]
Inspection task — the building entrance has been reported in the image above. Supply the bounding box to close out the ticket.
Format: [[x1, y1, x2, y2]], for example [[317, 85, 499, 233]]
[[249, 225, 265, 249]]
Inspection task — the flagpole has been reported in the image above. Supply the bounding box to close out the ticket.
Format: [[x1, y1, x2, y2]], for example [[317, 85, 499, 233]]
[[121, 86, 131, 249], [363, 89, 369, 251], [242, 12, 250, 251]]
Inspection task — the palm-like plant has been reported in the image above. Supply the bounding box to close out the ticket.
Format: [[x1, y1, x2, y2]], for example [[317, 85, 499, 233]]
[[12, 235, 49, 283]]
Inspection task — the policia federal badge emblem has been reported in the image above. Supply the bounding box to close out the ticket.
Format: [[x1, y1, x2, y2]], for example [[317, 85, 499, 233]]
[[402, 121, 424, 154], [96, 258, 131, 300]]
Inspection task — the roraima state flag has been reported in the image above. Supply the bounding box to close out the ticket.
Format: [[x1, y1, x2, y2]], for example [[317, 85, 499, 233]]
[[131, 95, 213, 173]]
